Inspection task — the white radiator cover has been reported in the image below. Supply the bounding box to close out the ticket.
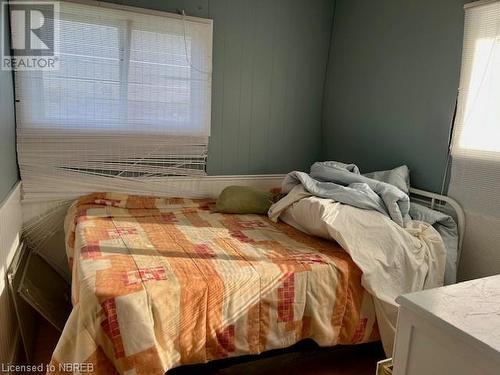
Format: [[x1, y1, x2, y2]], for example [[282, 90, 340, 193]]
[[0, 183, 22, 366]]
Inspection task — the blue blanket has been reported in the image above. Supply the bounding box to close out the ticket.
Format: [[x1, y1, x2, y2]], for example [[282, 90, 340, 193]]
[[283, 161, 411, 227], [282, 161, 459, 284]]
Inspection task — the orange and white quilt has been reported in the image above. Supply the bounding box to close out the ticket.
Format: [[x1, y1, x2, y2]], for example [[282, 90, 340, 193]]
[[49, 193, 378, 375]]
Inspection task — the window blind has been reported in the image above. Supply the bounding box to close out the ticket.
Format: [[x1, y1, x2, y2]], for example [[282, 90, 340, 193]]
[[451, 0, 500, 159], [448, 0, 500, 280], [16, 0, 213, 199], [14, 1, 213, 262]]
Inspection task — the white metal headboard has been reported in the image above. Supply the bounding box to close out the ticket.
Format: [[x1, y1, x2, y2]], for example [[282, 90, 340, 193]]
[[409, 188, 465, 263]]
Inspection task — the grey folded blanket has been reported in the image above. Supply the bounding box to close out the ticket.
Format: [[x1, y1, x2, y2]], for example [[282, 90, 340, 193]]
[[282, 161, 459, 284], [283, 161, 411, 227]]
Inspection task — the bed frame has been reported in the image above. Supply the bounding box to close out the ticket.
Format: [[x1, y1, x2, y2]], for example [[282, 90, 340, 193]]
[[21, 174, 464, 373], [158, 174, 465, 375], [409, 187, 465, 263]]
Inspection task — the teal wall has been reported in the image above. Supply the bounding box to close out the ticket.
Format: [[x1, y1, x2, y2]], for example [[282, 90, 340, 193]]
[[106, 0, 334, 175], [1, 0, 472, 195], [0, 5, 18, 202], [322, 0, 466, 192]]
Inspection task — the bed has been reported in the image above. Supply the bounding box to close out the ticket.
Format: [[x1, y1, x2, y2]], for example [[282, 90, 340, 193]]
[[49, 192, 378, 375], [48, 170, 464, 375]]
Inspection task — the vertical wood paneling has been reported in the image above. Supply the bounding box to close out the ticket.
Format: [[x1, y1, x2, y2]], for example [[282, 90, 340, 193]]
[[322, 0, 465, 192], [235, 0, 256, 173], [266, 0, 291, 173], [207, 0, 334, 175], [286, 0, 307, 170], [219, 0, 245, 173], [247, 0, 274, 173], [0, 183, 22, 366], [295, 1, 330, 169]]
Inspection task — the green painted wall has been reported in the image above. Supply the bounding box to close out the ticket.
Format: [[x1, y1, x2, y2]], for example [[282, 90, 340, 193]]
[[322, 0, 467, 192], [106, 0, 334, 175], [0, 5, 18, 202], [2, 0, 471, 195]]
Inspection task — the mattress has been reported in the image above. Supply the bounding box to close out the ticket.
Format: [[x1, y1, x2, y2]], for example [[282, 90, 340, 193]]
[[50, 193, 378, 375]]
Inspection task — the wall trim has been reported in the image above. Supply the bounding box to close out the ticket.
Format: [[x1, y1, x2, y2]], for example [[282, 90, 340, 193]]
[[0, 181, 22, 367], [0, 181, 21, 210]]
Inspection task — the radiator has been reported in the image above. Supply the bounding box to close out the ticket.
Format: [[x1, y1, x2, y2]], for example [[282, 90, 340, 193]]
[[0, 183, 22, 366]]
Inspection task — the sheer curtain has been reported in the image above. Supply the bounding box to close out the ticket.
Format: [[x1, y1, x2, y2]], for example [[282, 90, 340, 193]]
[[448, 0, 500, 280]]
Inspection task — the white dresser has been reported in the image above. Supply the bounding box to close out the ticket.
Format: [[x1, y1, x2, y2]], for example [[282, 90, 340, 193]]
[[392, 275, 500, 375]]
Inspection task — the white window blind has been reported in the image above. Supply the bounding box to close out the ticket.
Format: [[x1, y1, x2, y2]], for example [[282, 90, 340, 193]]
[[448, 0, 500, 280], [451, 0, 500, 158], [16, 0, 213, 201], [15, 1, 213, 263]]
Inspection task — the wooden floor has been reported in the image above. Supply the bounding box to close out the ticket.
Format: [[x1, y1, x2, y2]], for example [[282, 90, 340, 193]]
[[31, 319, 385, 375], [29, 318, 61, 375]]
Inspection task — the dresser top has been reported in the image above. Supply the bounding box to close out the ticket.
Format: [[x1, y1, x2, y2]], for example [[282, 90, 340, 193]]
[[397, 275, 500, 356]]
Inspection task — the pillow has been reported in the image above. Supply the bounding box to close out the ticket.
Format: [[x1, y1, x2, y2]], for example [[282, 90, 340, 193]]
[[363, 165, 410, 194], [215, 186, 273, 214]]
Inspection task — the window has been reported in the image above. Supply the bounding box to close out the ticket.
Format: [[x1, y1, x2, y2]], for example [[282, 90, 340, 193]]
[[15, 1, 213, 182], [448, 1, 500, 281], [451, 0, 500, 158]]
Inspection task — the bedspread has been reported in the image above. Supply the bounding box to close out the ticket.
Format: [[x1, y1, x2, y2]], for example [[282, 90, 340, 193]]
[[49, 193, 378, 375]]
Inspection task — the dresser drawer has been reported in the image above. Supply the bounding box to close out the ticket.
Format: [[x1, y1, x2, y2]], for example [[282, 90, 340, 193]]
[[393, 306, 500, 375]]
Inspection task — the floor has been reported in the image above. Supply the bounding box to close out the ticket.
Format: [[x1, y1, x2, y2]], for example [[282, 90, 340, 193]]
[[29, 318, 61, 375], [30, 319, 385, 375]]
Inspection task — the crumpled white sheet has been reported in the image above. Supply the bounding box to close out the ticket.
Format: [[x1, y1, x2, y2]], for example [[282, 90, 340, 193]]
[[268, 185, 447, 356]]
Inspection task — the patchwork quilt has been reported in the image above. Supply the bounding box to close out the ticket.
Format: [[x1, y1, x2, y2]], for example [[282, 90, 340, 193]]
[[49, 193, 378, 375]]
